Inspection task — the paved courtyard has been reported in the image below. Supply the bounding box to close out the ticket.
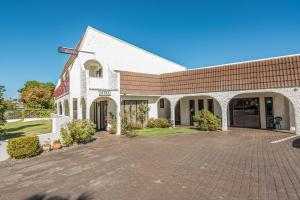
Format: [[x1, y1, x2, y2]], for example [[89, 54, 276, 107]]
[[1, 128, 300, 200]]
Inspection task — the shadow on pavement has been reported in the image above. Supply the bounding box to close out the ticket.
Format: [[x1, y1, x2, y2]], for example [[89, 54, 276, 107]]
[[24, 192, 93, 200], [292, 137, 300, 148]]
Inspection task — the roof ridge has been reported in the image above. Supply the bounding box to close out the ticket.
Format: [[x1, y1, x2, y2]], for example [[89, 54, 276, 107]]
[[189, 53, 300, 71]]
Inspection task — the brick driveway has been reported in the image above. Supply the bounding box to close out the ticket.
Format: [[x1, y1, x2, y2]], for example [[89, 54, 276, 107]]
[[1, 128, 300, 200]]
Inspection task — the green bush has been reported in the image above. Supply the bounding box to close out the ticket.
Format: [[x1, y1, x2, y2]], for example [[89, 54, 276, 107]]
[[147, 118, 172, 128], [24, 109, 52, 118], [128, 122, 143, 130], [7, 135, 41, 159], [5, 110, 23, 119], [60, 120, 96, 145], [108, 112, 117, 134], [193, 109, 221, 131]]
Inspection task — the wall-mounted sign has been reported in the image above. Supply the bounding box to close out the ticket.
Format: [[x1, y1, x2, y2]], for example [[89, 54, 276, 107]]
[[99, 90, 111, 96], [58, 47, 79, 55]]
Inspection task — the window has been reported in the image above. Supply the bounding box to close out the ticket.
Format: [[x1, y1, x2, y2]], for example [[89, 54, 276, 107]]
[[208, 99, 214, 114], [73, 98, 78, 119], [198, 99, 204, 111], [160, 99, 164, 108]]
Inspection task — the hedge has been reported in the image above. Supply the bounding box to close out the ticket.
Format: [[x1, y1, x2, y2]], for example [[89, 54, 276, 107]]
[[146, 118, 172, 128], [7, 135, 41, 159], [23, 109, 52, 118], [5, 110, 23, 120]]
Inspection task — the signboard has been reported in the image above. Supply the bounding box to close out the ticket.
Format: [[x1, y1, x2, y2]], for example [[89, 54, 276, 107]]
[[58, 47, 79, 55], [99, 90, 111, 96]]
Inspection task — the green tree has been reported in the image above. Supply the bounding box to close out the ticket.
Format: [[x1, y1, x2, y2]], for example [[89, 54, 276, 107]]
[[19, 81, 55, 109], [137, 102, 150, 127], [0, 85, 7, 134]]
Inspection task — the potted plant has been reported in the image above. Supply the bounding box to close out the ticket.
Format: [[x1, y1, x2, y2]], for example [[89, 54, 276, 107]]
[[52, 139, 62, 150], [42, 140, 51, 152]]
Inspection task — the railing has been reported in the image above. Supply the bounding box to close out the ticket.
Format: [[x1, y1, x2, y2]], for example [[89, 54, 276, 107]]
[[54, 80, 69, 98]]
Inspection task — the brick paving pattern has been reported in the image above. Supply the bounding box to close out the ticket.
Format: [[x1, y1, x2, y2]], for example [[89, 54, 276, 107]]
[[1, 128, 300, 200]]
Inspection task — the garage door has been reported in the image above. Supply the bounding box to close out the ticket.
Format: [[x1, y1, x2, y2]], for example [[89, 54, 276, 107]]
[[230, 98, 260, 128]]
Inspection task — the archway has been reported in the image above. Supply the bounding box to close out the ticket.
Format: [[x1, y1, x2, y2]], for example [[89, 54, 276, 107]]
[[157, 98, 171, 120], [84, 60, 103, 78], [228, 92, 295, 131], [174, 95, 222, 126], [81, 98, 86, 119], [63, 100, 70, 116], [90, 97, 117, 131]]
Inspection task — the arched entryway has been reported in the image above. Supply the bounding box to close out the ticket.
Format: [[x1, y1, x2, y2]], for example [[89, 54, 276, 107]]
[[90, 97, 117, 131], [174, 95, 222, 126], [157, 98, 171, 120], [228, 92, 295, 131]]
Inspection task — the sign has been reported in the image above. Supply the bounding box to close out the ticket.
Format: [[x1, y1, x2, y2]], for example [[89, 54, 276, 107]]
[[99, 90, 111, 96], [58, 47, 79, 55]]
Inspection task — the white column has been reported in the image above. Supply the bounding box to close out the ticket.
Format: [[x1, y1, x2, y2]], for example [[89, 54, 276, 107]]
[[289, 101, 296, 131], [78, 99, 83, 119], [170, 99, 177, 128], [221, 105, 228, 131]]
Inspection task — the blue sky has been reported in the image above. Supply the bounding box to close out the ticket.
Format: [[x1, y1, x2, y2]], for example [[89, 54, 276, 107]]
[[0, 0, 300, 98]]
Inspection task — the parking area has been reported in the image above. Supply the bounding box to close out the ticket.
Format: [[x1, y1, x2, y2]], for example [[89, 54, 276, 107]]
[[0, 128, 300, 200]]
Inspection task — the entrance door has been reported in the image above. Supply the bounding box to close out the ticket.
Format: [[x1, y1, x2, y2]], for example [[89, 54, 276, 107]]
[[94, 101, 108, 131], [230, 98, 260, 128], [265, 97, 274, 129], [175, 102, 181, 125], [189, 100, 195, 125]]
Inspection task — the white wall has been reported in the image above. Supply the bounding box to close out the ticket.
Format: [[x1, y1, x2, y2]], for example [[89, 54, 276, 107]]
[[79, 27, 186, 74], [157, 99, 171, 119]]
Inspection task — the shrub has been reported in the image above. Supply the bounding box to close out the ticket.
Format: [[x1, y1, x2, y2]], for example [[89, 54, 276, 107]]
[[128, 122, 143, 130], [121, 111, 131, 134], [60, 120, 96, 145], [61, 127, 74, 146], [7, 136, 41, 159], [108, 112, 117, 134], [5, 110, 23, 119], [137, 103, 150, 127], [23, 109, 52, 118], [147, 118, 172, 128], [193, 109, 221, 131]]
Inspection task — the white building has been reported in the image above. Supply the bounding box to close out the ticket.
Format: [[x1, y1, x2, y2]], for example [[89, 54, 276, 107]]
[[54, 26, 300, 135]]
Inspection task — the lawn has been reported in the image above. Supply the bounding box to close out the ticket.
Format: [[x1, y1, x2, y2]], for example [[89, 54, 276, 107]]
[[2, 120, 52, 139], [134, 127, 199, 137]]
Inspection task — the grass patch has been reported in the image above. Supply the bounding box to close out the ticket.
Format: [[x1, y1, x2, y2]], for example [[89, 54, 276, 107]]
[[134, 127, 199, 137], [2, 120, 52, 139]]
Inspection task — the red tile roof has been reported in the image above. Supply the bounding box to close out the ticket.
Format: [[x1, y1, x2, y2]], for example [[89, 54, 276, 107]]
[[119, 55, 300, 95]]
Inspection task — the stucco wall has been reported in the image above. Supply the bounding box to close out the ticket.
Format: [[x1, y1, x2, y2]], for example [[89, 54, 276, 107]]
[[157, 99, 171, 119], [79, 27, 186, 75]]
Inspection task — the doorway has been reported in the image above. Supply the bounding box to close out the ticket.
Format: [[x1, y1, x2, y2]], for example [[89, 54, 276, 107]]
[[93, 101, 108, 131], [265, 97, 274, 129], [189, 100, 195, 125]]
